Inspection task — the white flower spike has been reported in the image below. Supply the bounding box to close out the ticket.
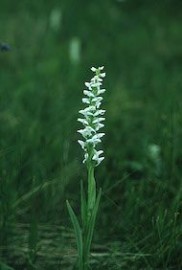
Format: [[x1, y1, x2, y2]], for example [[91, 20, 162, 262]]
[[78, 66, 106, 166]]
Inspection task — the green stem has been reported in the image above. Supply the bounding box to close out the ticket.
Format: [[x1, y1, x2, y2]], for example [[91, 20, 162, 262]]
[[87, 165, 96, 217], [72, 160, 100, 270], [81, 163, 97, 270]]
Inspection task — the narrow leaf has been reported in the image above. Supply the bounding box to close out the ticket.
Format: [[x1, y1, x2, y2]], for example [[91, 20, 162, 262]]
[[81, 180, 87, 227], [66, 200, 83, 263], [85, 188, 102, 258]]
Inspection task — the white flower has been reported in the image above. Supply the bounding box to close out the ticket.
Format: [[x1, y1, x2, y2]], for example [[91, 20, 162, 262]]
[[83, 90, 95, 97], [100, 72, 106, 78], [93, 118, 105, 124], [95, 77, 103, 82], [82, 98, 90, 104], [78, 66, 106, 166], [97, 89, 106, 95], [97, 157, 104, 165], [93, 110, 105, 116], [92, 97, 103, 103], [90, 82, 102, 88], [79, 109, 93, 117], [77, 118, 89, 126], [91, 67, 97, 72], [77, 126, 95, 137], [85, 82, 92, 89], [78, 140, 85, 149], [79, 106, 95, 115], [93, 150, 103, 156], [92, 133, 105, 140], [86, 137, 101, 145], [92, 150, 104, 166], [83, 153, 89, 163], [95, 123, 104, 131]]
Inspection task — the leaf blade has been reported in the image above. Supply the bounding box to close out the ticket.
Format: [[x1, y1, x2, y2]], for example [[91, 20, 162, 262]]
[[66, 200, 83, 266]]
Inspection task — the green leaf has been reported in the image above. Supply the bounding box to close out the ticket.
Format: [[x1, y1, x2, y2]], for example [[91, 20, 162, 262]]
[[66, 200, 83, 267], [81, 180, 87, 227], [85, 188, 102, 259]]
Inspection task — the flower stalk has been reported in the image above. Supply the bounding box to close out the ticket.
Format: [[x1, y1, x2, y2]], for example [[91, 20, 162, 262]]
[[67, 66, 106, 270]]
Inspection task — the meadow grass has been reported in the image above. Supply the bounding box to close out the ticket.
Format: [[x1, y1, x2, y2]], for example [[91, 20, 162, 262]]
[[0, 1, 182, 269]]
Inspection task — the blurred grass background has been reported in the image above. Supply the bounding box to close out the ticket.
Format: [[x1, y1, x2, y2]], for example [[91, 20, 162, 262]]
[[0, 0, 182, 269]]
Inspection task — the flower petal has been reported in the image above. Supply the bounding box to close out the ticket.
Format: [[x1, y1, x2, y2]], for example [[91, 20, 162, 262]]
[[91, 67, 97, 72]]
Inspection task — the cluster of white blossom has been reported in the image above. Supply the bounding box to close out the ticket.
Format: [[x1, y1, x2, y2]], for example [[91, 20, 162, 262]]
[[78, 66, 106, 166]]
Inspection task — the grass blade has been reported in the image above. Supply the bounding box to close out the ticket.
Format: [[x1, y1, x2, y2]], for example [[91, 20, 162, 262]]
[[81, 180, 87, 227], [66, 200, 83, 267], [85, 188, 102, 259]]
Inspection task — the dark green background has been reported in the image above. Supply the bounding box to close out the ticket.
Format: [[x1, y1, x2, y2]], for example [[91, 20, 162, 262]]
[[0, 0, 182, 269]]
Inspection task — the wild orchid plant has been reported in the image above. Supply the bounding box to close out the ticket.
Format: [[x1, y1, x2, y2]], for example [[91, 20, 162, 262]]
[[66, 66, 106, 270]]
